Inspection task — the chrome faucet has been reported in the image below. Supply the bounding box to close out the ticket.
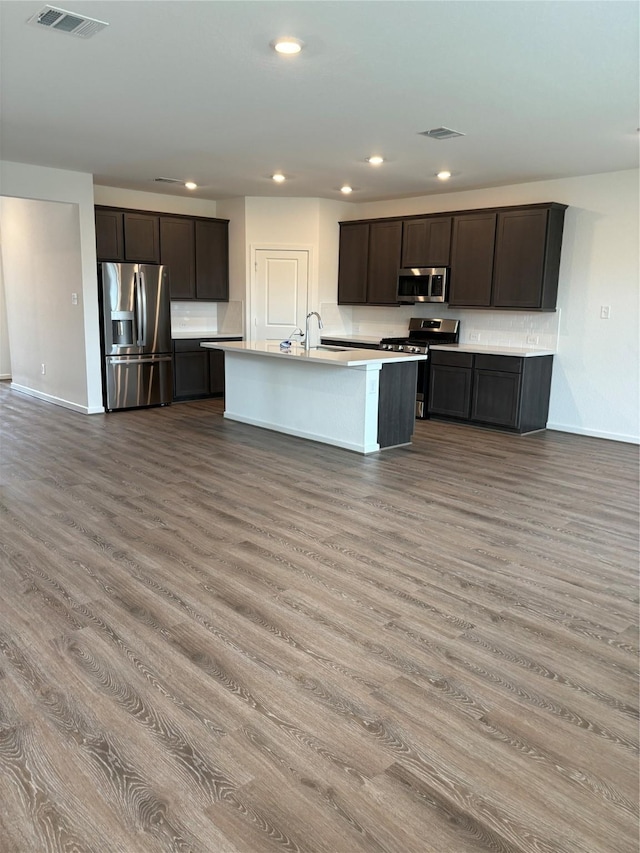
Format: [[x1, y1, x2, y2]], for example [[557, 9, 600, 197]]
[[304, 311, 323, 351]]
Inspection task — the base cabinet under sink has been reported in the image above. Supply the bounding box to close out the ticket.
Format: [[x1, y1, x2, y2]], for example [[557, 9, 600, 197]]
[[428, 350, 553, 433]]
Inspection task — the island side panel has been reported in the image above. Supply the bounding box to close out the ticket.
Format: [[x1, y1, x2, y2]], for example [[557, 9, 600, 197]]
[[222, 352, 382, 454], [377, 361, 419, 448]]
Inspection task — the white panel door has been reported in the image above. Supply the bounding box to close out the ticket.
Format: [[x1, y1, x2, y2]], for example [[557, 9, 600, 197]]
[[253, 249, 309, 341]]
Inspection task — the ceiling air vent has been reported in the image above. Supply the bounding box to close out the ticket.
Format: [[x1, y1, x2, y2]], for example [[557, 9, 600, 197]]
[[27, 5, 108, 38], [419, 127, 466, 140], [154, 177, 184, 185]]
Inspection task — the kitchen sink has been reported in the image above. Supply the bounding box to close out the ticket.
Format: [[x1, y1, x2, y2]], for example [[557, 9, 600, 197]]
[[311, 345, 348, 352]]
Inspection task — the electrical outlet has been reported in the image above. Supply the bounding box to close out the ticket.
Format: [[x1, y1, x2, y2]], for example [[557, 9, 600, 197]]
[[600, 305, 611, 320], [468, 331, 480, 342], [71, 292, 78, 305], [526, 335, 539, 345], [41, 363, 46, 375]]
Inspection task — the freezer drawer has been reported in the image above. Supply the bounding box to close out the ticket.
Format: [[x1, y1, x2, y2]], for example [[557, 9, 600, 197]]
[[104, 355, 173, 411]]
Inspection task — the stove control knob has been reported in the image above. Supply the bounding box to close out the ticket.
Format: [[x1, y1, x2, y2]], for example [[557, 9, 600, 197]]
[[398, 345, 404, 351]]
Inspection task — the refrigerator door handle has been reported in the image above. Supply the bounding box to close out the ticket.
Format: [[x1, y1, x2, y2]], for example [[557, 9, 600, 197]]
[[139, 267, 148, 347], [134, 269, 146, 346], [107, 356, 172, 365]]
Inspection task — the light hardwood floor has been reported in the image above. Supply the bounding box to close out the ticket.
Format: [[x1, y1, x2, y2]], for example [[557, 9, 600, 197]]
[[0, 382, 638, 853]]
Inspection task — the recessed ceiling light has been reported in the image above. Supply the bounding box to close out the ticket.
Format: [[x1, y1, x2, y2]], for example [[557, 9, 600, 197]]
[[366, 156, 384, 166], [436, 171, 452, 180], [184, 181, 198, 190], [340, 185, 353, 194], [272, 37, 303, 55], [272, 173, 286, 183]]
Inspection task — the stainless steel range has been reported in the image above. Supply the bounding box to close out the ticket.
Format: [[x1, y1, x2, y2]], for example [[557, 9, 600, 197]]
[[380, 318, 460, 418]]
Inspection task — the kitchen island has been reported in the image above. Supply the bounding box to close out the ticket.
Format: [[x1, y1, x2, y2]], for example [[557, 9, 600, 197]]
[[200, 341, 426, 454]]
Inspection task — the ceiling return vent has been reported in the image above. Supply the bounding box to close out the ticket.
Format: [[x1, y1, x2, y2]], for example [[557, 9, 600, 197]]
[[27, 5, 109, 38], [153, 177, 184, 185], [419, 127, 466, 140]]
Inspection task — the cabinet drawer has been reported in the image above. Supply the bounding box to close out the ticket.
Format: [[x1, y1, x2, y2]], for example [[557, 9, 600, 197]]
[[474, 354, 523, 373], [430, 350, 474, 368]]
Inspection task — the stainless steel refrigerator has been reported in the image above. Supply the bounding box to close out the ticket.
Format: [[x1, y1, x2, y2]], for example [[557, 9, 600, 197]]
[[99, 262, 173, 411]]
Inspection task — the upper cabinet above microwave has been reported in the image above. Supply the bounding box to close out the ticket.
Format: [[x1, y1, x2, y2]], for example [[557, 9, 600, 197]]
[[401, 216, 452, 268]]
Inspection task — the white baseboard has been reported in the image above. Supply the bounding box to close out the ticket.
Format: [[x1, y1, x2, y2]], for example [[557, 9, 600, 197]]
[[224, 411, 380, 454], [9, 383, 105, 415], [547, 421, 639, 445], [0, 373, 12, 381]]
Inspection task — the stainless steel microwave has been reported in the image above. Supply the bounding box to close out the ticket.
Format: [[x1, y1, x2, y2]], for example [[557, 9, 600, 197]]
[[397, 267, 448, 303]]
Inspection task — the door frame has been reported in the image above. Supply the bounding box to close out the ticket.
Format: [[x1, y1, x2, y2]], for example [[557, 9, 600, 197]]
[[248, 243, 316, 342]]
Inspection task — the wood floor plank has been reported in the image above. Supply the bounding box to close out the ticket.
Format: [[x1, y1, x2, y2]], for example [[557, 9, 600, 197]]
[[0, 384, 637, 852]]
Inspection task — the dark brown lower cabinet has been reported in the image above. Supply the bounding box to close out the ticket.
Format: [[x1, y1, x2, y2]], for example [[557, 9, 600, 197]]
[[377, 361, 418, 448], [428, 352, 474, 419], [429, 350, 553, 433], [172, 338, 241, 401]]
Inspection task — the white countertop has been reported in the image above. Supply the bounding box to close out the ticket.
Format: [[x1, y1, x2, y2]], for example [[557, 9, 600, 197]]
[[430, 343, 555, 357], [201, 340, 427, 366], [172, 331, 243, 340]]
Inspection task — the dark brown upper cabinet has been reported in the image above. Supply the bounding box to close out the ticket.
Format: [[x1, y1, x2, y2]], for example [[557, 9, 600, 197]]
[[123, 213, 160, 263], [340, 202, 566, 311], [367, 221, 403, 304], [195, 219, 229, 301], [448, 212, 497, 307], [337, 223, 369, 303], [337, 220, 402, 305], [96, 206, 229, 301], [492, 205, 565, 310], [95, 209, 124, 261], [401, 216, 451, 267], [160, 217, 196, 299]]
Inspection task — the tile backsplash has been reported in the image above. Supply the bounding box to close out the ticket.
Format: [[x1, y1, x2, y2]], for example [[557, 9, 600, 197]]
[[452, 307, 560, 350], [171, 301, 244, 335], [343, 304, 560, 350]]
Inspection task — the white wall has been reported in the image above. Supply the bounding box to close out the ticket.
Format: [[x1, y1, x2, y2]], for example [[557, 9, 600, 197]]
[[239, 196, 352, 338], [0, 255, 11, 379], [341, 170, 639, 443], [93, 185, 218, 218], [0, 161, 102, 412], [1, 197, 89, 408], [216, 196, 247, 335]]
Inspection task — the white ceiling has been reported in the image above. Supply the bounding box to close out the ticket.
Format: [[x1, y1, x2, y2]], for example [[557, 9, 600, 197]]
[[1, 1, 638, 203]]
